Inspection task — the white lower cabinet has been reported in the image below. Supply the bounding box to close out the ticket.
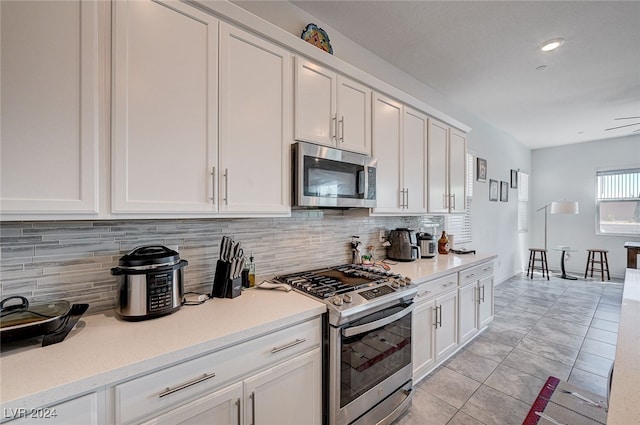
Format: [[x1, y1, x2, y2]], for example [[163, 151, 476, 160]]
[[115, 318, 321, 425], [413, 261, 494, 382], [140, 349, 321, 425], [8, 392, 102, 425]]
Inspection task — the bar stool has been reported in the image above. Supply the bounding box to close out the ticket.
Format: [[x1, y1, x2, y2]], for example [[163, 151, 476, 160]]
[[527, 248, 549, 280], [584, 249, 610, 281]]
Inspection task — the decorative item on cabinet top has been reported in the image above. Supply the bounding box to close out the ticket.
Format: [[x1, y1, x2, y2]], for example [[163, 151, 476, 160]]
[[301, 23, 333, 54]]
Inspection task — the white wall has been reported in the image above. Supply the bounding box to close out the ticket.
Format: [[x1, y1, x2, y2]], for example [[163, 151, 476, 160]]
[[532, 134, 640, 278], [231, 1, 533, 283]]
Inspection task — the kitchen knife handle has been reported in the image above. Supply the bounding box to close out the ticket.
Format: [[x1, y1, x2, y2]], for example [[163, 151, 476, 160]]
[[211, 166, 216, 204], [250, 391, 256, 425], [158, 373, 216, 398]]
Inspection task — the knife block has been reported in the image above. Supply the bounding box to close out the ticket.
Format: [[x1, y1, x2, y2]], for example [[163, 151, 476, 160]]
[[225, 277, 242, 299], [211, 260, 231, 298]]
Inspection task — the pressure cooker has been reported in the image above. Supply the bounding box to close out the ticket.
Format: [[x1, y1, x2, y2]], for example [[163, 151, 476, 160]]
[[111, 245, 188, 321]]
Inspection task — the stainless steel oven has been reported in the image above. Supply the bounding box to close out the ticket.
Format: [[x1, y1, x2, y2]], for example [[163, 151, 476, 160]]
[[274, 265, 416, 425], [329, 302, 413, 425], [292, 141, 377, 208]]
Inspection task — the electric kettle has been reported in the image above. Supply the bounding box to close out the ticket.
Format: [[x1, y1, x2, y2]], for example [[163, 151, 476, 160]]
[[386, 228, 420, 262]]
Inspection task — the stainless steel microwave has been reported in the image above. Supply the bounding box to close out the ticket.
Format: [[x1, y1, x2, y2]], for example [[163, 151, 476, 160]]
[[292, 142, 377, 208]]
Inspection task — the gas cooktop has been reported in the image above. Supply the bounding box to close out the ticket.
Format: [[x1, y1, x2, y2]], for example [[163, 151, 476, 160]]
[[274, 264, 417, 325]]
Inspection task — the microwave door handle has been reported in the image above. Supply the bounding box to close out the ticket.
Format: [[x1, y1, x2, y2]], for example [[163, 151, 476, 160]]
[[342, 304, 414, 338]]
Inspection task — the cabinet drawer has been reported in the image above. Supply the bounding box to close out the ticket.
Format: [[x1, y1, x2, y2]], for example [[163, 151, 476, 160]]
[[115, 318, 321, 425], [416, 273, 458, 301], [459, 262, 494, 286]]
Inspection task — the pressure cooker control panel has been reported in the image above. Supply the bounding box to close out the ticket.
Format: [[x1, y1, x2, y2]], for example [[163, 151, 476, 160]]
[[147, 272, 174, 313]]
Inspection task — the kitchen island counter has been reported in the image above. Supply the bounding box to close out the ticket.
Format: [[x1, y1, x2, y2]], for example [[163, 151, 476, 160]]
[[387, 252, 497, 283], [0, 288, 326, 412]]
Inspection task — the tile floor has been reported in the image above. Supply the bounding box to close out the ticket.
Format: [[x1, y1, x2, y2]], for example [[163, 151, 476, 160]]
[[395, 272, 624, 425]]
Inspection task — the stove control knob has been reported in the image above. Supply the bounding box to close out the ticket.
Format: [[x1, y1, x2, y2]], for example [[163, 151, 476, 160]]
[[391, 280, 400, 289], [332, 296, 344, 306], [398, 279, 406, 287], [343, 294, 353, 303]]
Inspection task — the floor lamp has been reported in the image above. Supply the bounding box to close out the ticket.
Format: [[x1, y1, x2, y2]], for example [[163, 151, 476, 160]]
[[536, 201, 580, 251]]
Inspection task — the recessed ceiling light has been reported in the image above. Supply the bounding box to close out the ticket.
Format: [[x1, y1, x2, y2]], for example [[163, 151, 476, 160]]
[[540, 38, 565, 52]]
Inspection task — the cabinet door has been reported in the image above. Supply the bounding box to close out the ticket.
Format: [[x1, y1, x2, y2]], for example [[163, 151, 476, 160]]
[[412, 297, 435, 381], [219, 24, 291, 214], [458, 282, 478, 345], [449, 128, 467, 213], [294, 58, 336, 147], [139, 382, 242, 425], [336, 75, 371, 154], [427, 118, 449, 213], [434, 289, 458, 361], [0, 0, 99, 215], [402, 107, 428, 213], [112, 0, 218, 213], [478, 276, 494, 328], [371, 93, 402, 214], [244, 349, 322, 425], [9, 393, 100, 425]]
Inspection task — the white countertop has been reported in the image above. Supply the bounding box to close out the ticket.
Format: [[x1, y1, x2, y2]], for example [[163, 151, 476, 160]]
[[385, 252, 497, 283], [0, 289, 325, 410], [607, 268, 640, 424]]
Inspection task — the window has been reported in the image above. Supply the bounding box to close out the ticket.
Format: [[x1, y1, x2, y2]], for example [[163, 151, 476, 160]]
[[596, 168, 640, 235], [445, 153, 473, 245]]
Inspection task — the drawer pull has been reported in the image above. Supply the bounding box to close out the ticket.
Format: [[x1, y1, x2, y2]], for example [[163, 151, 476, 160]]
[[271, 338, 306, 354], [417, 290, 431, 298], [158, 373, 216, 398], [443, 281, 456, 288], [250, 391, 256, 425], [236, 398, 241, 425]]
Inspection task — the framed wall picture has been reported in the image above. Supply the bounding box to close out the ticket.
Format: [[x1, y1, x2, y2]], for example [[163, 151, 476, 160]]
[[510, 169, 518, 189], [476, 157, 487, 182], [489, 179, 498, 201], [500, 181, 509, 202]]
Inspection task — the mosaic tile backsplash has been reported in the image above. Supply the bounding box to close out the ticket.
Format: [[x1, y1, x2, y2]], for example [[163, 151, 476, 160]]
[[0, 211, 443, 313]]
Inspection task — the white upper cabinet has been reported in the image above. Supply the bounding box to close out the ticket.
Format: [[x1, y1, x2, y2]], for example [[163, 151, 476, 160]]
[[371, 93, 403, 214], [372, 94, 427, 215], [427, 118, 467, 213], [112, 0, 218, 214], [0, 0, 100, 216], [295, 58, 371, 155], [218, 23, 291, 214]]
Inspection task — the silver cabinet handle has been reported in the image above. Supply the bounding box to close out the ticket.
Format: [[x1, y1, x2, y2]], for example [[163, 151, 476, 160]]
[[405, 188, 409, 208], [416, 290, 431, 298], [158, 373, 216, 398], [443, 281, 456, 288], [465, 273, 475, 280], [250, 391, 256, 425], [271, 338, 306, 354], [236, 398, 241, 425], [224, 168, 229, 205], [480, 284, 485, 302], [433, 305, 442, 328], [211, 166, 216, 204], [332, 114, 337, 141], [339, 115, 344, 142], [451, 193, 456, 209], [343, 304, 414, 337]]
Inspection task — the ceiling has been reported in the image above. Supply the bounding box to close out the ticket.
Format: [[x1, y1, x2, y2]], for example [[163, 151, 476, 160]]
[[287, 1, 640, 150]]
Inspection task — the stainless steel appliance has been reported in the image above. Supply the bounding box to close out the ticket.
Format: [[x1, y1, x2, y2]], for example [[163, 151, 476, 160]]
[[275, 265, 416, 425], [386, 228, 420, 262], [111, 245, 188, 321], [292, 141, 377, 208], [417, 232, 436, 259]]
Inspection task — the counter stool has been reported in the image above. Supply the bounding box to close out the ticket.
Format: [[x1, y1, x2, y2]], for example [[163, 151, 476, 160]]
[[527, 248, 549, 280], [584, 249, 610, 281]]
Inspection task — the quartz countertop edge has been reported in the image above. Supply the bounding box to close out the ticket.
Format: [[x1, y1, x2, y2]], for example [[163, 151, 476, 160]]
[[0, 289, 326, 410], [607, 268, 640, 424]]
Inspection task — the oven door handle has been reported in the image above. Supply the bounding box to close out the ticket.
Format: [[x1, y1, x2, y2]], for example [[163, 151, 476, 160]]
[[342, 304, 414, 338]]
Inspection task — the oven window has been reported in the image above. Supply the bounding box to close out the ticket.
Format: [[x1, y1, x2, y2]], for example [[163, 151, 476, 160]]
[[339, 305, 412, 407], [304, 156, 363, 199]]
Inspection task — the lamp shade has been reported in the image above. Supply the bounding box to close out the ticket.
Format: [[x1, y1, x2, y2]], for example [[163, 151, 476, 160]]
[[550, 201, 579, 214]]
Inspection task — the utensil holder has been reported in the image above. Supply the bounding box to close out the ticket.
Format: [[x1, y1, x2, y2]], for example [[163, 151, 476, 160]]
[[211, 260, 231, 298]]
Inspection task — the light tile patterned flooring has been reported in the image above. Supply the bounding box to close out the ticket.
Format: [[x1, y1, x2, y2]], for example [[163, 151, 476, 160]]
[[395, 272, 623, 425]]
